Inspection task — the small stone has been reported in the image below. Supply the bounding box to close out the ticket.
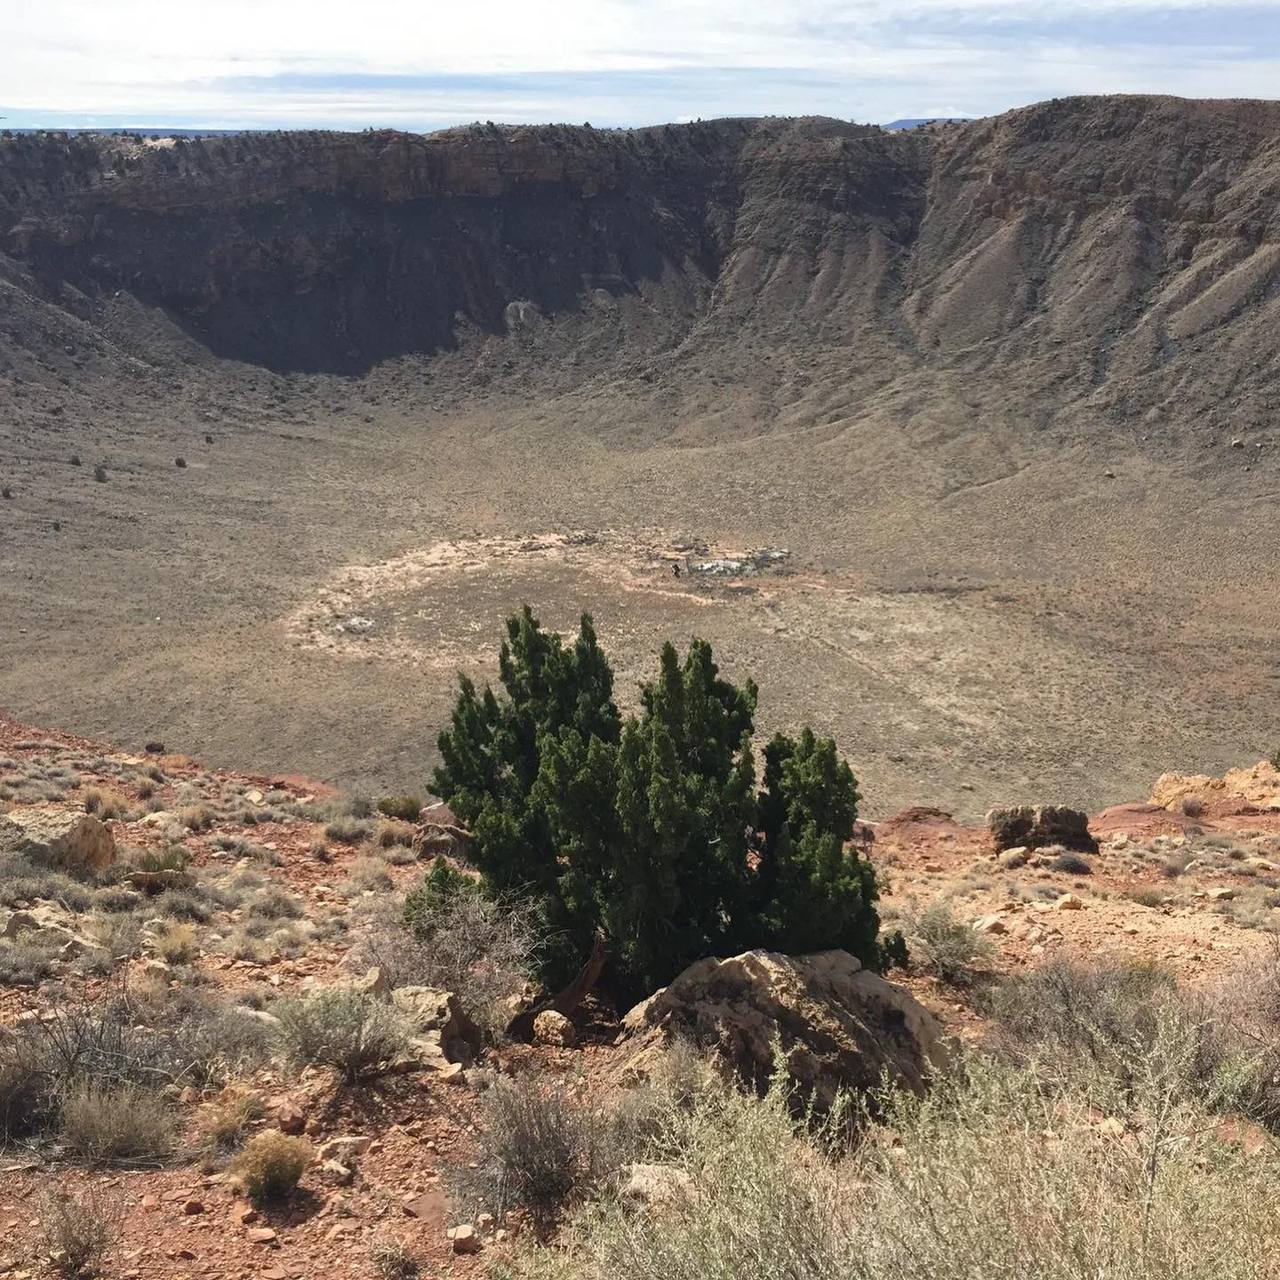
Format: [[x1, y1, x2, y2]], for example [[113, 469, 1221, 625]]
[[1209, 887, 1236, 901], [533, 1009, 577, 1047], [1055, 893, 1084, 911], [317, 1135, 372, 1163], [182, 1199, 205, 1215], [450, 1224, 481, 1255], [246, 1228, 277, 1245], [275, 1100, 306, 1134], [971, 915, 1007, 934], [320, 1159, 354, 1186]]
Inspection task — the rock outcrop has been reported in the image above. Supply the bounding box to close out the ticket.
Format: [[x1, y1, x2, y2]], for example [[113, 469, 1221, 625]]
[[390, 986, 482, 1072], [0, 805, 116, 874], [620, 949, 945, 1110], [1151, 761, 1280, 815], [987, 805, 1097, 853]]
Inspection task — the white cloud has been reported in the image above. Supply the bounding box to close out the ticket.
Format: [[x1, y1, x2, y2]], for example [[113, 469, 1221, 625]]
[[0, 0, 1274, 126]]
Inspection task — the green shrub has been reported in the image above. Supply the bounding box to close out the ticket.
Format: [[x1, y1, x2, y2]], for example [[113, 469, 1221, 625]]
[[275, 990, 408, 1081], [234, 1130, 312, 1203], [377, 795, 423, 822], [433, 609, 885, 998]]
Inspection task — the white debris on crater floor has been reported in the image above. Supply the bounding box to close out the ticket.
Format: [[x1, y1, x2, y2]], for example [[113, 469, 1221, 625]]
[[691, 547, 790, 577], [337, 615, 376, 635]]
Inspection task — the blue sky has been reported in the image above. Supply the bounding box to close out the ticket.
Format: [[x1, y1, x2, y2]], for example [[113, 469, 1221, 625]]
[[1, 1, 1277, 130]]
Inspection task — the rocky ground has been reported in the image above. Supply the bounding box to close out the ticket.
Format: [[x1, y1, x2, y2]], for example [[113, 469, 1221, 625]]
[[2, 710, 1279, 1279]]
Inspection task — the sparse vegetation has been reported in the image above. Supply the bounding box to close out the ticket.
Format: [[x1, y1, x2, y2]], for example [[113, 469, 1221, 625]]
[[150, 920, 199, 963], [518, 1035, 1280, 1280], [195, 1087, 266, 1151], [458, 1075, 632, 1235], [356, 859, 539, 1037], [39, 1188, 120, 1278], [1050, 850, 1094, 875], [325, 815, 373, 845], [275, 989, 408, 1081], [81, 786, 129, 819], [58, 1082, 176, 1165], [901, 899, 993, 985], [372, 1237, 420, 1280]]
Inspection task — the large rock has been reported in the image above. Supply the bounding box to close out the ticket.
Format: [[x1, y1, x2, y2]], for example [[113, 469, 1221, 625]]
[[620, 949, 946, 1111], [1151, 761, 1280, 815], [1, 900, 105, 959], [986, 804, 1096, 853], [0, 805, 116, 874], [390, 986, 482, 1069]]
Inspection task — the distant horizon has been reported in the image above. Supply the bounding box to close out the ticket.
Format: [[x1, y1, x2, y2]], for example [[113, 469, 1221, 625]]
[[3, 96, 1276, 138], [2, 2, 1277, 135], [0, 114, 979, 135]]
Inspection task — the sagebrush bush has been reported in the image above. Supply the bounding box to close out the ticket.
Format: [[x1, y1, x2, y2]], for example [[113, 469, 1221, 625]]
[[195, 1087, 265, 1150], [524, 1046, 1280, 1280], [1050, 851, 1094, 875], [985, 959, 1280, 1126], [0, 852, 94, 908], [456, 1075, 622, 1234], [902, 899, 993, 985], [0, 1040, 55, 1139], [177, 803, 215, 831], [376, 818, 417, 849], [325, 816, 372, 845], [151, 920, 198, 963], [345, 856, 393, 893], [40, 1188, 120, 1278], [58, 1082, 175, 1165], [275, 990, 407, 1081], [234, 1130, 312, 1203], [0, 934, 62, 986], [81, 786, 129, 819]]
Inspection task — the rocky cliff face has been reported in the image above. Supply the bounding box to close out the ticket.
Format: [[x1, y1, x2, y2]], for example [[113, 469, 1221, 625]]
[[1, 96, 1278, 433]]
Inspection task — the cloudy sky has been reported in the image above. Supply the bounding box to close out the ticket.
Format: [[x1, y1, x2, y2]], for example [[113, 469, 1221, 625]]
[[1, 0, 1277, 130]]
